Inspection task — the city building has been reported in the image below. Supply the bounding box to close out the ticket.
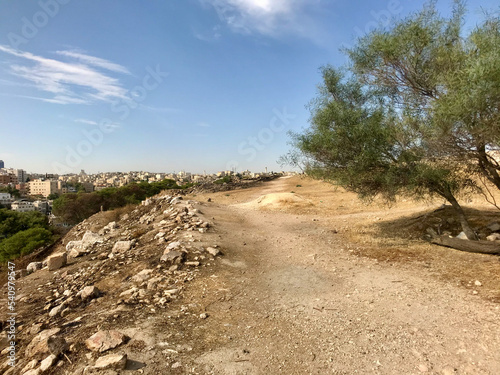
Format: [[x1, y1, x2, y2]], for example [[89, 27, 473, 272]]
[[33, 200, 49, 214], [0, 160, 4, 168], [11, 201, 35, 212], [0, 192, 11, 205], [28, 179, 58, 198]]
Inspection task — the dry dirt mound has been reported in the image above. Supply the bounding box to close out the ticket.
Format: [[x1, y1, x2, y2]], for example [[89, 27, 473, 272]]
[[235, 192, 313, 210]]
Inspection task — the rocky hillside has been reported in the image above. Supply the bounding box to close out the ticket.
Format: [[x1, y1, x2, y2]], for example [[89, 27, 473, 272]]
[[0, 193, 221, 374]]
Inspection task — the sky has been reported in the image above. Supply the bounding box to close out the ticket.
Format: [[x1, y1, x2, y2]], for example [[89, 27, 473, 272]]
[[0, 0, 498, 175]]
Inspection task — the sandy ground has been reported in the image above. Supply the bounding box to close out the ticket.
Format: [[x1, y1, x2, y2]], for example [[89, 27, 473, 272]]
[[178, 176, 500, 374]]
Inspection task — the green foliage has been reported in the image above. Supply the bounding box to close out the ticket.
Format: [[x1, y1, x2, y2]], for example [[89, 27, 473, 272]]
[[0, 227, 53, 262], [47, 192, 60, 200], [214, 176, 233, 184], [0, 185, 20, 198], [283, 1, 499, 239], [53, 179, 186, 225], [0, 209, 49, 240]]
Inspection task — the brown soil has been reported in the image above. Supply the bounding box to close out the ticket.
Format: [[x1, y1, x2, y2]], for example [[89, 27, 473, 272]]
[[3, 175, 500, 374]]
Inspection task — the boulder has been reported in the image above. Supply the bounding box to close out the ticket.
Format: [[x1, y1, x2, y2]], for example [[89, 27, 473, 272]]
[[160, 250, 185, 264], [27, 262, 43, 274], [206, 247, 220, 256], [486, 233, 500, 241], [166, 241, 182, 251], [65, 241, 83, 252], [94, 353, 127, 370], [85, 330, 127, 353], [25, 328, 62, 357], [47, 253, 67, 271], [131, 269, 153, 284], [112, 241, 132, 253], [48, 303, 65, 318], [82, 231, 103, 246], [40, 354, 57, 372], [80, 286, 100, 301]]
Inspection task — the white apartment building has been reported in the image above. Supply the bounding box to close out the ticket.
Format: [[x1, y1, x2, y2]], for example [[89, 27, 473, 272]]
[[11, 201, 35, 212], [0, 192, 11, 205]]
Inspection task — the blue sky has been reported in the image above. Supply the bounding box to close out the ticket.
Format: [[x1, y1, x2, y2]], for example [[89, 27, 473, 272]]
[[0, 0, 497, 174]]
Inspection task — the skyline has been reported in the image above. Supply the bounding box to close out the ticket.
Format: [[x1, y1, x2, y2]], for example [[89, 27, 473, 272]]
[[0, 0, 498, 174]]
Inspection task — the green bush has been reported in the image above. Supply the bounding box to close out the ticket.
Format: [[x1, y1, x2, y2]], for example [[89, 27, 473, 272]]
[[53, 179, 187, 225], [0, 227, 53, 262], [214, 176, 232, 184]]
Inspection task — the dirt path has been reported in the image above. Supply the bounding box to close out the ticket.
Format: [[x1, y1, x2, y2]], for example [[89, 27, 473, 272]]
[[182, 177, 500, 374]]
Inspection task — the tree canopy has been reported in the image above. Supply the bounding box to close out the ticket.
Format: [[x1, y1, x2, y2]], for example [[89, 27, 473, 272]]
[[284, 1, 500, 240]]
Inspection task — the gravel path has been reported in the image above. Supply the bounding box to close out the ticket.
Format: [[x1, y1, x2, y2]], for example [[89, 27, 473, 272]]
[[185, 178, 500, 374]]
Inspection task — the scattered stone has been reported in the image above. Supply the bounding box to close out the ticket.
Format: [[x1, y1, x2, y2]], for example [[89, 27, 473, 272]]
[[418, 363, 429, 372], [455, 232, 468, 240], [27, 262, 43, 274], [166, 241, 182, 251], [47, 253, 67, 271], [80, 286, 100, 301], [171, 362, 182, 369], [160, 250, 185, 264], [82, 231, 103, 246], [21, 359, 39, 373], [85, 330, 127, 352], [131, 269, 154, 284], [474, 280, 482, 286], [206, 247, 220, 256], [23, 369, 41, 375], [112, 240, 133, 253], [94, 353, 127, 370], [486, 233, 500, 241], [103, 221, 118, 231], [200, 313, 209, 319], [49, 303, 66, 318], [40, 354, 58, 372], [26, 328, 62, 357], [185, 261, 200, 267]]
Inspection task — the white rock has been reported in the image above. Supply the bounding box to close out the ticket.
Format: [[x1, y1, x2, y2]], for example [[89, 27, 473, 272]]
[[166, 241, 182, 251], [27, 262, 43, 274], [94, 353, 127, 370], [66, 240, 83, 252], [456, 232, 468, 240], [49, 304, 65, 318], [40, 354, 57, 372], [21, 359, 39, 373], [131, 269, 154, 283], [206, 247, 220, 256], [112, 240, 132, 253], [486, 233, 500, 241], [474, 280, 482, 286], [82, 231, 103, 246], [47, 253, 67, 271], [80, 286, 100, 301]]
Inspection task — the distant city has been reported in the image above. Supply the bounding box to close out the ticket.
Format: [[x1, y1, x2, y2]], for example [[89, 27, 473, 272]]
[[0, 159, 295, 215]]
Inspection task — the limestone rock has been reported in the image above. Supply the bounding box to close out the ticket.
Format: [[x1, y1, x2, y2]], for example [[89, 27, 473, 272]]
[[94, 353, 127, 370], [47, 253, 67, 271], [80, 286, 100, 301], [486, 233, 500, 241], [112, 241, 132, 253], [27, 262, 43, 274], [206, 247, 220, 256], [160, 250, 185, 264], [131, 269, 153, 284], [25, 328, 61, 357], [40, 354, 58, 372], [82, 231, 103, 246], [85, 330, 127, 352]]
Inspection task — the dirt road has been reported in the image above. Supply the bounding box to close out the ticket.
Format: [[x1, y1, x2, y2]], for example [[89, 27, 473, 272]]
[[182, 177, 500, 374]]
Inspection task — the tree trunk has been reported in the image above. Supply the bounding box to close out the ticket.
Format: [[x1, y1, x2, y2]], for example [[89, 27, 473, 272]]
[[477, 144, 500, 191], [431, 236, 500, 255], [440, 187, 478, 240]]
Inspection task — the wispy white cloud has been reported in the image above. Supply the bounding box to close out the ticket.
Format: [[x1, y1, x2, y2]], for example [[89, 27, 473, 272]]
[[56, 50, 131, 75], [74, 118, 98, 125], [193, 25, 222, 42], [0, 45, 129, 105], [138, 104, 180, 113], [201, 0, 324, 40], [198, 122, 211, 127]]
